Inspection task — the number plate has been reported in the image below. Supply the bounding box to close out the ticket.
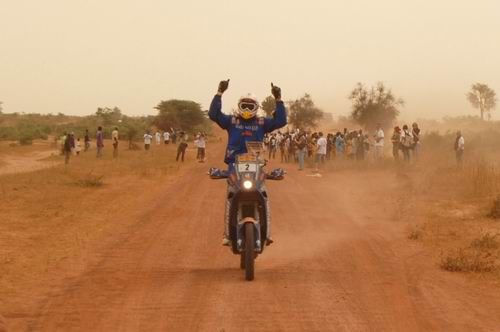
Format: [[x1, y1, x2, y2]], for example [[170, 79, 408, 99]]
[[237, 163, 257, 172]]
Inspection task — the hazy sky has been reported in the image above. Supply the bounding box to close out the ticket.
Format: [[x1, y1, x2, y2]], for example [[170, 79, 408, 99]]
[[1, 0, 499, 120]]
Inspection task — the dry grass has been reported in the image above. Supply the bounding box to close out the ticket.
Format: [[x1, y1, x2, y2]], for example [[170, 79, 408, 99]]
[[467, 160, 500, 198], [408, 225, 424, 240], [75, 172, 104, 187], [470, 232, 499, 250], [440, 248, 497, 273]]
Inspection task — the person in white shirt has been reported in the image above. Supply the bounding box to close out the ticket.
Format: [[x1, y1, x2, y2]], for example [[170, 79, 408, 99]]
[[455, 130, 465, 167], [155, 131, 161, 145], [315, 132, 327, 171], [112, 127, 119, 158], [374, 124, 385, 160], [144, 131, 153, 151], [163, 131, 170, 145], [75, 138, 82, 156], [194, 133, 206, 162]]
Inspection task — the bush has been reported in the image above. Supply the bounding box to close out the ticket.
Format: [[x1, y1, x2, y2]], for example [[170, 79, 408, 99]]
[[75, 173, 104, 187], [440, 248, 497, 273]]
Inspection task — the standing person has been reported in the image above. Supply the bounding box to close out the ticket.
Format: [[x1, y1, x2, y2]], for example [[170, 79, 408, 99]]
[[171, 129, 177, 144], [194, 133, 206, 162], [315, 132, 327, 171], [155, 131, 161, 145], [63, 133, 75, 164], [163, 131, 170, 145], [391, 126, 402, 161], [374, 124, 385, 161], [412, 122, 421, 161], [356, 130, 365, 161], [96, 126, 104, 158], [295, 133, 307, 170], [268, 134, 277, 159], [60, 132, 67, 155], [400, 125, 413, 163], [455, 131, 465, 167], [75, 138, 82, 156], [112, 127, 119, 158], [84, 129, 91, 152], [176, 131, 188, 162], [143, 131, 153, 151], [335, 132, 345, 160]]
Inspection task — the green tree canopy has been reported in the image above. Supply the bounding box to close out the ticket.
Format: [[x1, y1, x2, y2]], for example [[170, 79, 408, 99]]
[[260, 95, 276, 117], [96, 107, 122, 126], [349, 82, 403, 130], [467, 83, 497, 120], [287, 94, 323, 130], [154, 99, 206, 133]]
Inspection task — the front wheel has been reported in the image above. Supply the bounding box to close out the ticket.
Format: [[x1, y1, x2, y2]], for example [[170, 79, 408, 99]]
[[240, 252, 245, 270], [244, 223, 255, 281]]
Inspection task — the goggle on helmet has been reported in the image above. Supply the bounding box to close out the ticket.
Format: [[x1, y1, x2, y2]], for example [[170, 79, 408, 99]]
[[237, 94, 259, 120]]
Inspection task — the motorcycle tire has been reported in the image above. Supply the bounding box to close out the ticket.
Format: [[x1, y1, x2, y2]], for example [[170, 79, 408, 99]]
[[244, 223, 255, 281], [240, 252, 245, 270]]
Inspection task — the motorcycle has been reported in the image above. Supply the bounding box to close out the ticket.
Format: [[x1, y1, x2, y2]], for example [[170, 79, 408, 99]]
[[209, 142, 285, 281]]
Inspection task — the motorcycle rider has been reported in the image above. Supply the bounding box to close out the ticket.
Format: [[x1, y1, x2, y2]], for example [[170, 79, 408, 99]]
[[209, 79, 287, 246]]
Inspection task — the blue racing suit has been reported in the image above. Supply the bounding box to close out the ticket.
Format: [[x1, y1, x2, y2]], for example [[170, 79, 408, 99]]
[[208, 94, 287, 242], [208, 94, 287, 165]]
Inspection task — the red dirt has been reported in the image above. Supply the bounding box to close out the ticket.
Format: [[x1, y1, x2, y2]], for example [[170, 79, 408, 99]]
[[4, 146, 500, 331]]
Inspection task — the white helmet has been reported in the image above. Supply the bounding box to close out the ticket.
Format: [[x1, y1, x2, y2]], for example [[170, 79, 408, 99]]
[[237, 93, 259, 120]]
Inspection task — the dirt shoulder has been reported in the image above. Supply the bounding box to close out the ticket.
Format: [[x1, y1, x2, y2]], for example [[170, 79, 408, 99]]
[[0, 141, 189, 331]]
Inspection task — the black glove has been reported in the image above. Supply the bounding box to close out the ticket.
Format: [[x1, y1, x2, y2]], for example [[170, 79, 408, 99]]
[[271, 83, 281, 100], [218, 79, 230, 94]]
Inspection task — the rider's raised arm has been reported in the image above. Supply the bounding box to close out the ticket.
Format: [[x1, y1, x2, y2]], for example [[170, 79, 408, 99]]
[[208, 94, 231, 130], [263, 100, 287, 133]]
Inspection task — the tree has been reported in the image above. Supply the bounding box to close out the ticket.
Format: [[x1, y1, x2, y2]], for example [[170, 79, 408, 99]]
[[349, 82, 403, 130], [96, 107, 122, 125], [287, 94, 323, 129], [260, 95, 276, 117], [467, 83, 497, 120], [154, 99, 206, 132], [0, 101, 3, 114]]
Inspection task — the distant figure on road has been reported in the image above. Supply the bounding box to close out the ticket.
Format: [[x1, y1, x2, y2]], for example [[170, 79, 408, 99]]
[[144, 131, 153, 151], [391, 126, 401, 161], [64, 133, 75, 164], [96, 126, 104, 158], [412, 122, 421, 161], [335, 132, 345, 160], [400, 125, 413, 163], [75, 138, 82, 156], [194, 132, 206, 162], [315, 132, 327, 171], [455, 130, 465, 167], [176, 132, 188, 162], [374, 124, 385, 161], [155, 131, 161, 145], [163, 131, 170, 145], [112, 127, 119, 158], [295, 133, 307, 170], [84, 129, 91, 151]]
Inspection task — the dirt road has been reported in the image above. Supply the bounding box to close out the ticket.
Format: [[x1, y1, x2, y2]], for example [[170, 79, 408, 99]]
[[0, 150, 58, 176], [10, 151, 500, 331]]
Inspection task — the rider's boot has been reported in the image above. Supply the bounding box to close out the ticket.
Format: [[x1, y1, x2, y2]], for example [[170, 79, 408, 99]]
[[222, 198, 231, 246], [265, 198, 274, 245]]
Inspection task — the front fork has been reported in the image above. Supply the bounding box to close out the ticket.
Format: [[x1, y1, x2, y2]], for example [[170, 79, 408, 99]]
[[224, 198, 271, 243], [236, 220, 262, 252]]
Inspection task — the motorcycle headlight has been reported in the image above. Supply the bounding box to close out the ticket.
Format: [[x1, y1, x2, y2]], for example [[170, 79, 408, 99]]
[[243, 180, 253, 190]]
